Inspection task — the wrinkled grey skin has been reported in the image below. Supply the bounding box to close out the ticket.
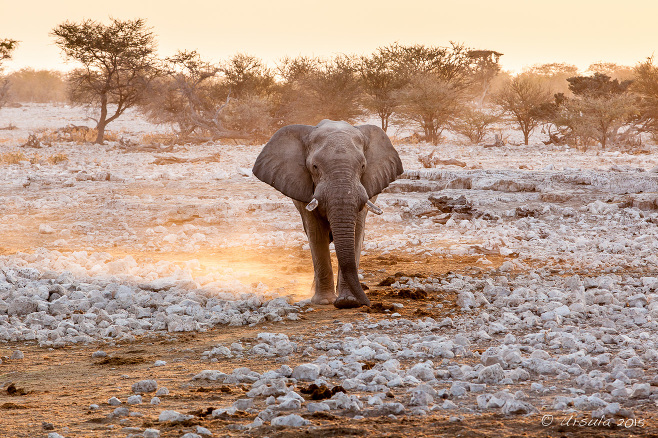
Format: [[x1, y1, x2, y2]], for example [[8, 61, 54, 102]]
[[252, 120, 403, 308]]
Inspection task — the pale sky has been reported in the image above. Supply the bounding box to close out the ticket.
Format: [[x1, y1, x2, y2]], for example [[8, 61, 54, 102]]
[[1, 0, 657, 73]]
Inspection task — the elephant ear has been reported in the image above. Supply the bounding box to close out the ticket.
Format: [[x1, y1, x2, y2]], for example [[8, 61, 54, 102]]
[[252, 124, 315, 203], [357, 124, 404, 198]]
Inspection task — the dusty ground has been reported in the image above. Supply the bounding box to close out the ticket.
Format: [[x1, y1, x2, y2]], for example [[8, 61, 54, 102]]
[[2, 253, 657, 438], [3, 250, 656, 438], [2, 105, 658, 437]]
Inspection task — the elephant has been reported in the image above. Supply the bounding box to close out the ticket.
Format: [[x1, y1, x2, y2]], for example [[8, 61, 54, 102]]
[[252, 120, 404, 308]]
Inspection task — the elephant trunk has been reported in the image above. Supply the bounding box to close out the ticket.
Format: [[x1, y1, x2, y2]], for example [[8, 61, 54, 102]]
[[326, 188, 371, 308]]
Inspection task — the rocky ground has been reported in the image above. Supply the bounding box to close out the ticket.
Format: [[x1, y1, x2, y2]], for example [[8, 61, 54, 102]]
[[1, 104, 658, 437]]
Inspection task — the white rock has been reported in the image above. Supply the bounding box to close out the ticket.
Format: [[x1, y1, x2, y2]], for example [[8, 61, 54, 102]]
[[10, 350, 24, 360], [502, 399, 537, 415], [155, 387, 169, 396], [132, 379, 158, 394], [143, 429, 161, 438], [291, 363, 319, 381], [193, 370, 226, 381], [108, 397, 121, 406], [39, 224, 56, 234], [158, 410, 193, 422], [196, 426, 213, 436], [270, 413, 310, 427], [307, 402, 330, 413], [112, 406, 129, 417], [449, 382, 467, 398], [127, 395, 142, 405], [477, 364, 505, 384], [630, 383, 651, 399], [407, 362, 435, 381], [233, 398, 254, 411]]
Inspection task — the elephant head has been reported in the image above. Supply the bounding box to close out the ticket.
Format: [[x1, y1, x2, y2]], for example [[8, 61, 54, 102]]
[[252, 120, 403, 308]]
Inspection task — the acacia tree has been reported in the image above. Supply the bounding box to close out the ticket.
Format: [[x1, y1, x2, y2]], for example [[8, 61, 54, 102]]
[[220, 53, 275, 99], [633, 56, 658, 135], [467, 49, 503, 106], [359, 48, 405, 131], [52, 18, 159, 143], [391, 43, 475, 144], [524, 63, 579, 96], [0, 39, 18, 109], [494, 74, 552, 145], [274, 55, 321, 125], [563, 73, 636, 148], [304, 55, 363, 124]]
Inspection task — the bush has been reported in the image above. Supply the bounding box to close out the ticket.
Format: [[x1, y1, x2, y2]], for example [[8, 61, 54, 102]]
[[219, 94, 274, 139], [450, 105, 500, 144], [6, 69, 67, 103]]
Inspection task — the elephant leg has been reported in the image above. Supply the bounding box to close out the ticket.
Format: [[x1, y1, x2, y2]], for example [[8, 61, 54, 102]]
[[293, 200, 336, 305], [335, 199, 371, 306]]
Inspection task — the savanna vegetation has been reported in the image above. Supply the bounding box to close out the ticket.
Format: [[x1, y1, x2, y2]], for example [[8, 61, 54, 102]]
[[2, 18, 658, 148]]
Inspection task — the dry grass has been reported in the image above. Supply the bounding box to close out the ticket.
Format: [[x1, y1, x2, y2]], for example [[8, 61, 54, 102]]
[[389, 132, 425, 146], [0, 150, 69, 165], [33, 127, 119, 145], [0, 150, 27, 164], [47, 153, 68, 164], [141, 132, 180, 146]]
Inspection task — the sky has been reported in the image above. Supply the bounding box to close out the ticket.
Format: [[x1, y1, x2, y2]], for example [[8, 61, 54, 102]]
[[1, 0, 657, 73]]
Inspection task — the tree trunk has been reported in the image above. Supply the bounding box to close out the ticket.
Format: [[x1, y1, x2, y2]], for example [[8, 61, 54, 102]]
[[95, 93, 108, 144]]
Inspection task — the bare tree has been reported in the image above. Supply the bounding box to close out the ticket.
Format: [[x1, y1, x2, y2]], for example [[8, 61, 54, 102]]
[[142, 50, 224, 137], [494, 74, 552, 145], [141, 51, 273, 140], [0, 38, 19, 110], [51, 18, 159, 144]]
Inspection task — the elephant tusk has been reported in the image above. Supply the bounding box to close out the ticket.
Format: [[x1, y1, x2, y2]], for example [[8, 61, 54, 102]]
[[366, 200, 383, 215], [305, 198, 319, 211]]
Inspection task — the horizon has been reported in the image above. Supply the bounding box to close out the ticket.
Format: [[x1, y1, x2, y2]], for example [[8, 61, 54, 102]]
[[1, 0, 657, 75]]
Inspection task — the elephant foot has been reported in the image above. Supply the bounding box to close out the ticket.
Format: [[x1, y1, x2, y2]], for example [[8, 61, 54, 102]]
[[334, 294, 370, 309], [311, 292, 337, 305]]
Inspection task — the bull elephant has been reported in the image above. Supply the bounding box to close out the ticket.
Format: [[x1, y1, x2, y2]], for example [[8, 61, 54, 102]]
[[252, 120, 404, 308]]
